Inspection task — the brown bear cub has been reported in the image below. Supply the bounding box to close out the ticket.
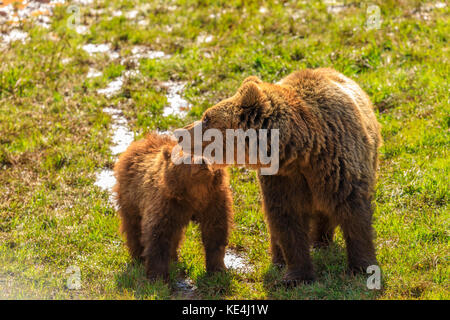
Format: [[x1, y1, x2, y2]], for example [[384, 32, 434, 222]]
[[186, 68, 381, 285], [113, 133, 233, 280]]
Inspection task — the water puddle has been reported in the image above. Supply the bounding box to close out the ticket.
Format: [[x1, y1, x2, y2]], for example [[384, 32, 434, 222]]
[[94, 107, 133, 199], [94, 45, 170, 97], [137, 20, 148, 26], [89, 8, 104, 16], [161, 81, 190, 117], [102, 107, 134, 156], [97, 77, 124, 98], [0, 0, 64, 29], [82, 43, 119, 60], [259, 7, 268, 14], [1, 28, 28, 43], [224, 249, 252, 272], [86, 67, 102, 79], [82, 43, 110, 53], [93, 168, 115, 192], [73, 0, 92, 5], [92, 47, 189, 202], [123, 69, 141, 78], [174, 278, 197, 298], [75, 25, 88, 35], [422, 2, 446, 10], [122, 45, 170, 65], [326, 5, 348, 14], [111, 9, 122, 17], [196, 33, 213, 44], [124, 9, 138, 20], [413, 2, 447, 20]]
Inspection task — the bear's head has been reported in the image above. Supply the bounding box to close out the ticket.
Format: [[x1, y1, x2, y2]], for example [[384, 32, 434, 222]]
[[181, 76, 287, 175], [200, 76, 271, 133], [160, 145, 223, 200]]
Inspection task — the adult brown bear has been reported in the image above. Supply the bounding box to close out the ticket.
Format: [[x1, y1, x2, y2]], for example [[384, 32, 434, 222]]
[[113, 133, 233, 280], [186, 68, 381, 285]]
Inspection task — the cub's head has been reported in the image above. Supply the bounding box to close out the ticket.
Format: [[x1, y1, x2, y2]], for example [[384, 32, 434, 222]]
[[159, 145, 225, 200], [161, 146, 216, 180]]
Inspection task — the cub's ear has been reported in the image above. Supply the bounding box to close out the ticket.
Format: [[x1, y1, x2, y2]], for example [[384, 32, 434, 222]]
[[238, 81, 265, 109], [242, 75, 262, 85]]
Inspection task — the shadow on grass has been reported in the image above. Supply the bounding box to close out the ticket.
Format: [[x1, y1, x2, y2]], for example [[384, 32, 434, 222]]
[[262, 244, 382, 299], [115, 259, 233, 299], [192, 270, 233, 300], [114, 260, 172, 299]]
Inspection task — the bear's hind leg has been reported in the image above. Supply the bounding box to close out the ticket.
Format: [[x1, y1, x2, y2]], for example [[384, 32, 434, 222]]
[[337, 192, 377, 274], [141, 202, 191, 281], [118, 204, 143, 261]]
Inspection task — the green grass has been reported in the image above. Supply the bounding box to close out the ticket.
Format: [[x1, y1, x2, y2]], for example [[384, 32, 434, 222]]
[[0, 0, 449, 299]]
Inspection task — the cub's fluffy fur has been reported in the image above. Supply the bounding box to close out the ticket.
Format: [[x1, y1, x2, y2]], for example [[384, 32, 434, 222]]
[[113, 133, 233, 280]]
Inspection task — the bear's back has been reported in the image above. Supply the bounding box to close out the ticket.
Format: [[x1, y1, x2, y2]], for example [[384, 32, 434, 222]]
[[280, 68, 381, 154], [276, 68, 382, 186]]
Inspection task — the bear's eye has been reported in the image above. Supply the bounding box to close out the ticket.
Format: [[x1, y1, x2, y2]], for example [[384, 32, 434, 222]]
[[202, 115, 210, 127]]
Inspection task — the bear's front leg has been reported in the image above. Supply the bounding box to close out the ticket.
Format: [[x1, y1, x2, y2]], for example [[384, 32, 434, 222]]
[[270, 232, 286, 267], [259, 174, 315, 286], [198, 193, 233, 273], [141, 202, 191, 281]]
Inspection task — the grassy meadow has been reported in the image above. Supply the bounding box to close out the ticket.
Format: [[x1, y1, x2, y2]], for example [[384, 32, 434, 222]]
[[0, 0, 448, 299]]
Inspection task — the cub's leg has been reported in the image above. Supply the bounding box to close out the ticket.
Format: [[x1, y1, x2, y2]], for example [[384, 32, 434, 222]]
[[259, 174, 315, 285], [198, 193, 233, 273], [141, 201, 191, 280], [118, 203, 143, 261], [311, 211, 336, 249], [337, 191, 377, 273]]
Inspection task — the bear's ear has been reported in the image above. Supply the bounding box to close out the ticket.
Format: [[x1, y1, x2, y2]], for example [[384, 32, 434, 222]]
[[238, 81, 265, 109], [242, 75, 262, 85]]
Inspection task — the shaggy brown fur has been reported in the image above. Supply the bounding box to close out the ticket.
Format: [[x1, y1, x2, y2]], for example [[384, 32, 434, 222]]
[[186, 68, 381, 285], [113, 133, 233, 280]]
